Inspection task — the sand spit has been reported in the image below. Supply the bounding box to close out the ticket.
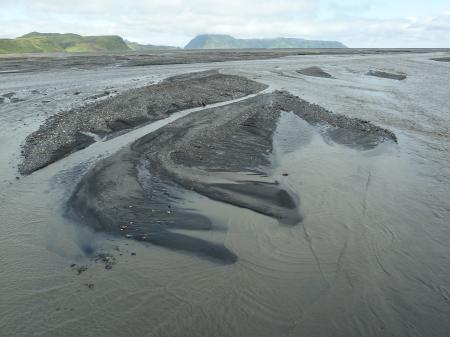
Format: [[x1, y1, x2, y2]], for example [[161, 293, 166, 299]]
[[430, 57, 450, 62], [296, 66, 334, 78], [68, 91, 396, 263], [366, 70, 407, 80], [19, 70, 267, 174]]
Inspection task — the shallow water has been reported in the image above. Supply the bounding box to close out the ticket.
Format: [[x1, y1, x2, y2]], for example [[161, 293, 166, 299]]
[[1, 52, 450, 337]]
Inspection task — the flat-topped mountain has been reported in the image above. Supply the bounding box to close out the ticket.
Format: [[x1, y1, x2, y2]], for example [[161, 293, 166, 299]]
[[185, 34, 347, 49], [0, 32, 178, 54], [125, 39, 180, 51]]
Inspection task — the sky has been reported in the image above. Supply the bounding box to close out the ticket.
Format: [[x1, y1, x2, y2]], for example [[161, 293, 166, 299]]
[[0, 0, 449, 47]]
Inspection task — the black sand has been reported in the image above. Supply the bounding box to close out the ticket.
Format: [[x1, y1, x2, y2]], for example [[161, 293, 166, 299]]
[[2, 48, 448, 74], [19, 70, 267, 174], [68, 90, 396, 263], [296, 66, 334, 78], [430, 57, 450, 62], [366, 70, 407, 80]]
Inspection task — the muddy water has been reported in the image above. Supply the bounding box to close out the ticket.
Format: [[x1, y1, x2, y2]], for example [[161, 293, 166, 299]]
[[1, 52, 450, 337]]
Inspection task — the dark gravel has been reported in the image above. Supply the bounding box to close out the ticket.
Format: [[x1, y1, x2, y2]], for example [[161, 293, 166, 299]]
[[366, 70, 407, 80], [296, 66, 334, 78], [2, 48, 445, 74], [430, 57, 450, 62], [19, 70, 267, 174]]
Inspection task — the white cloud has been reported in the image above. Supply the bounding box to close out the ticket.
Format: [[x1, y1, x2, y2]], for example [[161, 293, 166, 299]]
[[328, 1, 372, 15], [0, 0, 449, 47]]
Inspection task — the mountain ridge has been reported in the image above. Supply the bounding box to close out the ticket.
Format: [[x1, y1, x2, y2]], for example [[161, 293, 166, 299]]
[[0, 32, 347, 54], [0, 32, 178, 54], [185, 34, 347, 49]]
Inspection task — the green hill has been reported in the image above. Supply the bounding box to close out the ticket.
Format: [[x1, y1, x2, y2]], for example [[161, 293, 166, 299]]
[[0, 32, 130, 54], [185, 34, 347, 49], [125, 40, 180, 51]]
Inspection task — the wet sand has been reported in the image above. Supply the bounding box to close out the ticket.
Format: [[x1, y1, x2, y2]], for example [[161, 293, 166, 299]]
[[68, 90, 394, 262], [1, 50, 450, 337]]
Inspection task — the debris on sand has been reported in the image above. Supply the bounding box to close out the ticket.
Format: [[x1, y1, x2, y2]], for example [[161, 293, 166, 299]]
[[68, 91, 396, 264], [11, 97, 25, 103], [0, 92, 24, 103], [366, 70, 407, 80], [95, 253, 116, 270], [19, 70, 268, 175], [71, 265, 88, 275], [2, 92, 16, 99], [83, 91, 110, 101], [296, 66, 334, 78]]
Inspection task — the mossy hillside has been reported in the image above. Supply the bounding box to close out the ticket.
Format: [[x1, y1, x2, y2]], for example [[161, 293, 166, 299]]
[[0, 33, 130, 54]]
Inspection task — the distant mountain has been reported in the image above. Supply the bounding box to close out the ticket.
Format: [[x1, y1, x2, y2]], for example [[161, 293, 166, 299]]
[[0, 32, 347, 54], [185, 34, 347, 49], [125, 40, 180, 51], [0, 32, 130, 54], [0, 32, 178, 54]]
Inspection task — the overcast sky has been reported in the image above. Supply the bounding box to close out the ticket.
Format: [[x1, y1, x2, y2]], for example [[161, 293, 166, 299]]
[[1, 0, 449, 47]]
